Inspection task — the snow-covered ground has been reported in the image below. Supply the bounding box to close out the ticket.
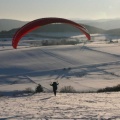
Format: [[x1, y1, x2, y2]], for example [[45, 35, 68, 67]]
[[0, 92, 120, 119], [0, 35, 120, 119]]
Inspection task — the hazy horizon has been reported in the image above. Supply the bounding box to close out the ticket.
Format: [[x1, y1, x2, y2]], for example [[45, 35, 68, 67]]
[[1, 17, 120, 22], [1, 0, 120, 21]]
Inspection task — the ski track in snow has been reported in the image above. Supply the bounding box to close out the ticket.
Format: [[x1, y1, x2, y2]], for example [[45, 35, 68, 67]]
[[0, 39, 120, 119], [0, 43, 120, 93]]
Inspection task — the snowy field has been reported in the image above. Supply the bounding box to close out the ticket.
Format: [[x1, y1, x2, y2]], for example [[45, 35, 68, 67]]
[[0, 92, 120, 119], [0, 36, 120, 119]]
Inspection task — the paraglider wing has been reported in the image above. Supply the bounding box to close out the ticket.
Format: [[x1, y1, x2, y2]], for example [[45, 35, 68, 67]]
[[12, 17, 91, 49]]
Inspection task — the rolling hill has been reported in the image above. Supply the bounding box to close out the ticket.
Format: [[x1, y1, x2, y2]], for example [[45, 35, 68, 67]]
[[0, 19, 27, 32], [0, 22, 106, 38], [1, 18, 120, 38]]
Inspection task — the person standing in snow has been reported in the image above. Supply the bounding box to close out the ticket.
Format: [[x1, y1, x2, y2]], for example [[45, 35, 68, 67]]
[[50, 82, 59, 96]]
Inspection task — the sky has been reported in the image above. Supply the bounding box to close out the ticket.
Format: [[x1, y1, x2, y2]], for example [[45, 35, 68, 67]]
[[0, 0, 120, 21]]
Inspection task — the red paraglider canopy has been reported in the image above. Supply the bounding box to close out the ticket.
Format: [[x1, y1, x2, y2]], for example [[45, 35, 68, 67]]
[[12, 17, 91, 49]]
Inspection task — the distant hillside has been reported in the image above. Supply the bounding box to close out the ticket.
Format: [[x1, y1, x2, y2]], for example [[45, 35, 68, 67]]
[[1, 18, 120, 32], [30, 24, 106, 34], [75, 19, 120, 30], [82, 25, 105, 34], [105, 28, 120, 35], [1, 18, 120, 38], [0, 19, 27, 32], [0, 23, 106, 38]]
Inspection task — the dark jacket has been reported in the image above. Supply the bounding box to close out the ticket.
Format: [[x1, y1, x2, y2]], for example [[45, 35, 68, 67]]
[[50, 82, 59, 90]]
